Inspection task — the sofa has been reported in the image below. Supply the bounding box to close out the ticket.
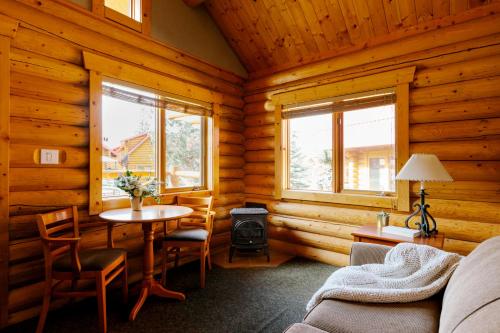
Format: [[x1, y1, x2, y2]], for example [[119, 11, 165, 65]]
[[285, 236, 500, 333]]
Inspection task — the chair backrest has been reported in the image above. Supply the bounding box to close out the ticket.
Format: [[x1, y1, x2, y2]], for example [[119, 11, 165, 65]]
[[176, 196, 214, 232], [36, 206, 81, 273]]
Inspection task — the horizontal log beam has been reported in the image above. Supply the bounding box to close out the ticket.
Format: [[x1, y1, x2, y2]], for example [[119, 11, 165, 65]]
[[410, 97, 500, 124]]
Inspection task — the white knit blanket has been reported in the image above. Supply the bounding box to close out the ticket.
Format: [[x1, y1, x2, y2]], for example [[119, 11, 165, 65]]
[[307, 243, 461, 311]]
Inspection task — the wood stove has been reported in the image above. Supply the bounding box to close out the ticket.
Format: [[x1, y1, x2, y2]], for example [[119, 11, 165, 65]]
[[229, 207, 269, 262]]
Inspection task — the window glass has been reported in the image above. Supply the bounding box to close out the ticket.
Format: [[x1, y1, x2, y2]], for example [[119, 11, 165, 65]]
[[288, 114, 332, 191], [105, 0, 141, 21], [102, 84, 156, 198], [165, 110, 203, 188], [342, 105, 396, 193]]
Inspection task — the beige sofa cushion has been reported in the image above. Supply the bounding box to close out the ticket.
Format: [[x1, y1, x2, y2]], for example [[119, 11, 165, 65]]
[[304, 296, 441, 333], [285, 323, 329, 333], [440, 236, 500, 333]]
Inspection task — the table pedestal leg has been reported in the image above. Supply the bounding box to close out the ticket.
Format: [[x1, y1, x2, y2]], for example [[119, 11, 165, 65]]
[[129, 223, 185, 321]]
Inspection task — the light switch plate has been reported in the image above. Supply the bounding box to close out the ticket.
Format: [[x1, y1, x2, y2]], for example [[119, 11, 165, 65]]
[[40, 149, 59, 164]]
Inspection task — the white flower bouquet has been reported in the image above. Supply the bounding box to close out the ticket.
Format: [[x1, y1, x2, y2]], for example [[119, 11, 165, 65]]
[[114, 170, 160, 210]]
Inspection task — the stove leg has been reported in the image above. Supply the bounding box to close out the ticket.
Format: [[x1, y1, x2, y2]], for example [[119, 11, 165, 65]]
[[265, 246, 270, 262], [229, 246, 235, 263]]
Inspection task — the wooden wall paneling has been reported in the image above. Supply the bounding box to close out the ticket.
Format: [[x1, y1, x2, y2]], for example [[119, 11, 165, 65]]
[[10, 48, 89, 84], [410, 118, 500, 142], [12, 25, 83, 65], [413, 54, 500, 87], [410, 138, 500, 160], [271, 66, 416, 105], [88, 71, 102, 215], [414, 0, 434, 22], [398, 0, 418, 27], [0, 32, 13, 329], [242, 16, 500, 263], [433, 0, 451, 18], [211, 104, 221, 197], [0, 3, 243, 100], [205, 0, 262, 71], [297, 0, 330, 51], [10, 118, 89, 147], [260, 0, 304, 61], [0, 1, 247, 326], [273, 104, 282, 200], [410, 181, 500, 203], [11, 72, 88, 105], [410, 76, 500, 106], [10, 95, 89, 126], [82, 52, 231, 106], [337, 0, 366, 43], [245, 12, 500, 91], [410, 97, 500, 124], [11, 0, 243, 85], [284, 0, 321, 54], [243, 32, 500, 103]]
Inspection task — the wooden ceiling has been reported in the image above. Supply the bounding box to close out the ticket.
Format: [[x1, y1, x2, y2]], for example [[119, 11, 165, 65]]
[[205, 0, 497, 75]]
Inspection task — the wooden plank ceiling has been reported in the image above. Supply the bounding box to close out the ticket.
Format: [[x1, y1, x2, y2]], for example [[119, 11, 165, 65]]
[[205, 0, 496, 74]]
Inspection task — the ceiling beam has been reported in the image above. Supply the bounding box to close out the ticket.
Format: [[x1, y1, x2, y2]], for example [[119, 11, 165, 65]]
[[183, 0, 205, 8]]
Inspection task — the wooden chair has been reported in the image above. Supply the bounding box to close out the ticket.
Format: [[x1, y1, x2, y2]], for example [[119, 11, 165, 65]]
[[36, 206, 128, 333], [161, 196, 214, 288]]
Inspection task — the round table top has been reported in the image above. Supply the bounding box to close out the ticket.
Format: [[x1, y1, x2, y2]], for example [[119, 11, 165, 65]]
[[99, 205, 193, 223]]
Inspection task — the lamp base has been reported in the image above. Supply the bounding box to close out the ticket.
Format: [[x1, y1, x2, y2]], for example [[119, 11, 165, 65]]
[[404, 189, 438, 238]]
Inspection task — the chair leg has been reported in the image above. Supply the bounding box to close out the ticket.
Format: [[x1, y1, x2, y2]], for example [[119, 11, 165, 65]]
[[96, 273, 107, 333], [36, 279, 52, 333], [174, 247, 180, 268], [161, 246, 168, 286], [121, 259, 128, 305], [207, 246, 212, 271], [200, 245, 206, 289]]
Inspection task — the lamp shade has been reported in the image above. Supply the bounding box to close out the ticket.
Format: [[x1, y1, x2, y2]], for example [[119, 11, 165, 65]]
[[396, 154, 453, 182]]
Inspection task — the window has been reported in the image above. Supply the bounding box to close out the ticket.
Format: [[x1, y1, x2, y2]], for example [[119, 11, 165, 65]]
[[288, 114, 332, 192], [278, 87, 404, 209], [101, 81, 211, 198], [342, 106, 396, 193], [165, 110, 205, 189], [93, 0, 151, 33], [105, 0, 141, 21]]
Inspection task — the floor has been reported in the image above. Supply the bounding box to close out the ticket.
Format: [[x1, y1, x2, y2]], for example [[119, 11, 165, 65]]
[[3, 257, 337, 333], [212, 249, 294, 268]]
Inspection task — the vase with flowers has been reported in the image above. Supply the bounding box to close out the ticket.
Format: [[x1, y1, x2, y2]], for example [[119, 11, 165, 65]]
[[114, 170, 160, 211]]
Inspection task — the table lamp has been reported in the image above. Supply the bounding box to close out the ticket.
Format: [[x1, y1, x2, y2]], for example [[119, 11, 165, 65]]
[[396, 154, 453, 237]]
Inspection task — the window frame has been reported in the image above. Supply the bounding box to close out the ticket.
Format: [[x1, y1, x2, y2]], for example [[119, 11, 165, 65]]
[[92, 0, 151, 34], [100, 80, 210, 199], [85, 51, 221, 215], [272, 67, 415, 211]]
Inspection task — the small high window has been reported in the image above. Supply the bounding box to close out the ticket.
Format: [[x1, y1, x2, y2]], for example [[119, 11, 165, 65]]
[[105, 0, 142, 22], [93, 0, 150, 33]]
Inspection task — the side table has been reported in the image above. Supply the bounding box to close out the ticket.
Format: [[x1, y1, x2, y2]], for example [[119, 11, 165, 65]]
[[352, 225, 445, 249]]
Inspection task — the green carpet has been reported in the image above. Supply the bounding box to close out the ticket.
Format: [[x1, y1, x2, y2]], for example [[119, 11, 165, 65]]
[[3, 258, 337, 333]]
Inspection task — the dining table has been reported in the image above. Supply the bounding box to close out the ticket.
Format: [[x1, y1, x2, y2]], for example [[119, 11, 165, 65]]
[[99, 204, 193, 321]]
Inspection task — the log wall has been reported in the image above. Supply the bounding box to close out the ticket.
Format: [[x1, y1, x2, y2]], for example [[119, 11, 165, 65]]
[[243, 13, 500, 267], [1, 0, 244, 327]]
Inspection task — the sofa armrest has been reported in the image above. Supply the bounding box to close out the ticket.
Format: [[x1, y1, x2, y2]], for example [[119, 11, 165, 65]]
[[350, 242, 391, 266]]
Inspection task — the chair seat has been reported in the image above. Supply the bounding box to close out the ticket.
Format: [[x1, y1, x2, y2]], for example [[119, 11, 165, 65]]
[[164, 228, 208, 242], [53, 248, 126, 272]]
